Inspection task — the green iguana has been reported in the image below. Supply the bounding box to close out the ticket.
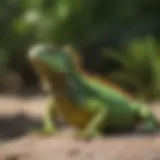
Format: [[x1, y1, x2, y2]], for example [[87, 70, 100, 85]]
[[28, 44, 160, 139]]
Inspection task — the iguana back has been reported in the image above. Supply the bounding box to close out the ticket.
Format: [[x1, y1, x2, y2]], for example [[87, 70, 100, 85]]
[[64, 45, 134, 103]]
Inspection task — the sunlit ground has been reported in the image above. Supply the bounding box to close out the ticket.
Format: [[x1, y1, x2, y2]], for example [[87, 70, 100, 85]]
[[0, 95, 160, 160]]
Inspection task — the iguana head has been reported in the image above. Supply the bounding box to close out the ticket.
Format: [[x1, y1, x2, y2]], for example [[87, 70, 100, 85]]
[[28, 44, 78, 76]]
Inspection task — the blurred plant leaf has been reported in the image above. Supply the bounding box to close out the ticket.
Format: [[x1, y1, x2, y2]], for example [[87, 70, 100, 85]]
[[102, 36, 160, 101]]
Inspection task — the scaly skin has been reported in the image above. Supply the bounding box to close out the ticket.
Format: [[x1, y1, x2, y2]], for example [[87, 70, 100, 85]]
[[28, 44, 160, 139]]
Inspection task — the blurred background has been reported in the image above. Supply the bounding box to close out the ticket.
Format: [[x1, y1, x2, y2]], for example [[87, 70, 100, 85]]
[[0, 1, 160, 159], [1, 0, 160, 100]]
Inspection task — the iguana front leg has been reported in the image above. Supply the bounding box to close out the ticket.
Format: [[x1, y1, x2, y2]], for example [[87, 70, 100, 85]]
[[75, 99, 108, 140], [42, 96, 58, 134], [31, 96, 58, 135]]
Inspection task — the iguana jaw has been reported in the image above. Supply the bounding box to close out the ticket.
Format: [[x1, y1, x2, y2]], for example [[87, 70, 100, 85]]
[[29, 58, 52, 76], [29, 58, 67, 81], [29, 58, 68, 94]]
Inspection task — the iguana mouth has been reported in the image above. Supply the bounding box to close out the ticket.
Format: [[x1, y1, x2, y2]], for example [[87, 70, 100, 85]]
[[30, 59, 66, 76]]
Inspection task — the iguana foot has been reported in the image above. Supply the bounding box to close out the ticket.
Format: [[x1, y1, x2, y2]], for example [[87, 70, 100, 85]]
[[74, 130, 101, 140], [140, 121, 160, 133], [29, 125, 57, 136]]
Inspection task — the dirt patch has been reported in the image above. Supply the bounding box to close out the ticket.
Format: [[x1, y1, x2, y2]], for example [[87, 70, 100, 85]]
[[0, 95, 160, 160], [1, 134, 160, 160]]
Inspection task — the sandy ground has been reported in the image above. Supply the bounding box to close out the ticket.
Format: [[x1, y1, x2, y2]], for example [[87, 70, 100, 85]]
[[0, 95, 160, 160]]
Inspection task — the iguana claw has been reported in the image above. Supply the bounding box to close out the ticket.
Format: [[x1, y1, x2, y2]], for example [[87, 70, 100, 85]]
[[140, 122, 160, 133], [29, 125, 57, 136], [74, 130, 101, 140]]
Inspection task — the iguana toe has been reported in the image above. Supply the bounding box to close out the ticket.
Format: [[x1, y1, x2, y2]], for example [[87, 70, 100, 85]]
[[140, 121, 160, 133], [74, 130, 101, 140], [29, 126, 57, 136]]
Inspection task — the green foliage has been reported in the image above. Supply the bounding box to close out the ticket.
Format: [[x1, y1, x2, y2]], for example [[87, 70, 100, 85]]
[[20, 0, 158, 48], [0, 49, 9, 75], [1, 0, 160, 97], [102, 36, 160, 101]]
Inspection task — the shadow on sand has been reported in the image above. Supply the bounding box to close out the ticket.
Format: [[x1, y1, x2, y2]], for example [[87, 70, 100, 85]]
[[0, 113, 42, 140], [0, 113, 159, 141]]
